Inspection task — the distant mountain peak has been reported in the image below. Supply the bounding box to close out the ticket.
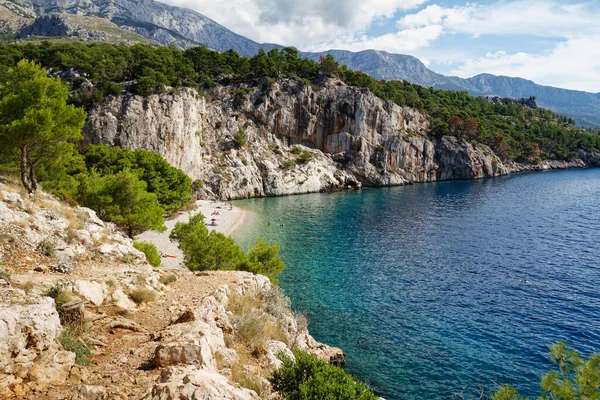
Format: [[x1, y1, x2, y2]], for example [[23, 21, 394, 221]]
[[3, 0, 600, 127]]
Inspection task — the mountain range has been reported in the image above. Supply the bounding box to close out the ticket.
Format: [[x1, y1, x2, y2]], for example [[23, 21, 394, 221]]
[[3, 0, 600, 127]]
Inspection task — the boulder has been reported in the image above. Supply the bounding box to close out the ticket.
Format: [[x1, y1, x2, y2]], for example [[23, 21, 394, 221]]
[[144, 366, 260, 400], [154, 340, 214, 370], [264, 340, 293, 370]]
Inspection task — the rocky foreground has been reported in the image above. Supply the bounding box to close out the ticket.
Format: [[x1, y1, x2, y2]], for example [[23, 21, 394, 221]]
[[0, 180, 343, 399]]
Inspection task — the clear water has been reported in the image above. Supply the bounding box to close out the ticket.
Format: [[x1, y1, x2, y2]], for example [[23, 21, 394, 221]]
[[234, 169, 600, 399]]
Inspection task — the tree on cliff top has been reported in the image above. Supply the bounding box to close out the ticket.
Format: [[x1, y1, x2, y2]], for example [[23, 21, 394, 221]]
[[0, 60, 86, 193]]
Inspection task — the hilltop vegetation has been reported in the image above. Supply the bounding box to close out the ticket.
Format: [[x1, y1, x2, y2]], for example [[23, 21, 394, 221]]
[[0, 42, 598, 163]]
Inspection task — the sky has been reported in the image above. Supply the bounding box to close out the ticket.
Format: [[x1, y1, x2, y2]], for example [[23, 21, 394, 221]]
[[159, 0, 600, 92]]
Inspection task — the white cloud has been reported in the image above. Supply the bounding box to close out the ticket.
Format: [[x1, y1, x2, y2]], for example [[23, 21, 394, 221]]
[[449, 35, 600, 92], [159, 0, 429, 46], [158, 0, 600, 92], [397, 1, 597, 37]]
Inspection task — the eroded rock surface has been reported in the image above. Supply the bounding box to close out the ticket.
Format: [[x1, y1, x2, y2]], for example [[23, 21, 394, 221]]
[[84, 77, 512, 200]]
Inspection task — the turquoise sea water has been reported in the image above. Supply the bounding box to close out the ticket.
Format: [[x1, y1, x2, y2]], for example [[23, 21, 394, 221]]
[[234, 169, 600, 399]]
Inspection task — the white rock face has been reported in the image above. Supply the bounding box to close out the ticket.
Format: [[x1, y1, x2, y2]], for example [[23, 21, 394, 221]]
[[265, 340, 294, 370], [144, 366, 260, 400], [84, 77, 510, 200], [0, 287, 74, 393]]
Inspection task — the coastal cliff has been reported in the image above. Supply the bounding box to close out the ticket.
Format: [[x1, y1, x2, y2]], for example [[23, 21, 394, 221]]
[[0, 181, 344, 399], [84, 77, 510, 199]]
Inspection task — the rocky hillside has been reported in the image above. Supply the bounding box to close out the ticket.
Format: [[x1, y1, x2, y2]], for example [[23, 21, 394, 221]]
[[15, 13, 155, 44], [3, 0, 597, 127], [83, 76, 577, 200], [0, 178, 343, 399]]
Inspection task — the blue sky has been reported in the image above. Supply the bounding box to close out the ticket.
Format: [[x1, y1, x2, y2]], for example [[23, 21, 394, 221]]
[[161, 0, 600, 92]]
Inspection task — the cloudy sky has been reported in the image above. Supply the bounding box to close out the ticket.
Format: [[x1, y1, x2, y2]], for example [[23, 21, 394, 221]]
[[159, 0, 600, 92]]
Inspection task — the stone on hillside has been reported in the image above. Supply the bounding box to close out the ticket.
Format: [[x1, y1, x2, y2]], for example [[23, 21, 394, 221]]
[[74, 280, 108, 306], [111, 288, 137, 311], [264, 340, 293, 370], [0, 287, 74, 392], [154, 340, 214, 369], [144, 366, 260, 400]]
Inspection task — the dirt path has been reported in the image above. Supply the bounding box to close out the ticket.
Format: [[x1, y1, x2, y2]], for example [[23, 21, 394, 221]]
[[77, 271, 241, 399]]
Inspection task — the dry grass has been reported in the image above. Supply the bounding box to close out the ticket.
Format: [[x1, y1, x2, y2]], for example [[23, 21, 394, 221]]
[[229, 292, 289, 350], [231, 363, 267, 397], [159, 274, 177, 285], [129, 287, 157, 305]]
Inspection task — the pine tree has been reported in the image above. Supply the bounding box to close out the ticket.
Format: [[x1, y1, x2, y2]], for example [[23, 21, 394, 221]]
[[0, 60, 86, 193]]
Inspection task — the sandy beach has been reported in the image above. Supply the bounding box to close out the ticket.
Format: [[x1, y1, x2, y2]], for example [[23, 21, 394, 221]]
[[135, 200, 247, 269]]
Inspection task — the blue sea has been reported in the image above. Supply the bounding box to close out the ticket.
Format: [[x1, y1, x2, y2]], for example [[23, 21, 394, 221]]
[[234, 168, 600, 399]]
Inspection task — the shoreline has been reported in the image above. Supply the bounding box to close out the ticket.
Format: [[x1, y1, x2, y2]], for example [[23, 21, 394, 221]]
[[135, 200, 249, 269]]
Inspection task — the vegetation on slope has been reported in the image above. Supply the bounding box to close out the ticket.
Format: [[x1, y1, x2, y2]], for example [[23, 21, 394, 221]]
[[271, 350, 377, 400], [0, 61, 192, 236], [0, 42, 598, 162], [169, 213, 285, 282]]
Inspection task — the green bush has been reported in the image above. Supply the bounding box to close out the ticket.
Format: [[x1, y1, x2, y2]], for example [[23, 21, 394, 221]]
[[159, 274, 177, 285], [170, 214, 285, 281], [133, 241, 161, 267], [271, 350, 376, 400], [77, 169, 166, 238], [240, 240, 285, 283], [83, 144, 192, 214], [296, 151, 314, 164], [170, 213, 246, 271], [234, 128, 247, 148], [281, 160, 296, 169], [59, 328, 91, 366]]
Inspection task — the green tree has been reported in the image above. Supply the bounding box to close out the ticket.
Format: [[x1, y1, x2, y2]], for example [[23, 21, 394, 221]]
[[240, 240, 285, 282], [169, 213, 246, 271], [83, 144, 192, 214], [79, 170, 166, 238], [319, 55, 339, 77], [0, 60, 86, 193]]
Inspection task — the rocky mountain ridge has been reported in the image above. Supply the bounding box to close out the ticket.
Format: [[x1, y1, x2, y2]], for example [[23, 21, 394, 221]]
[[81, 76, 596, 201], [3, 0, 599, 127]]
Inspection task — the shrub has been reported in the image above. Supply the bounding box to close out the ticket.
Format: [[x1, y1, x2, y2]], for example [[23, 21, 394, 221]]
[[0, 268, 10, 283], [44, 281, 73, 308], [290, 146, 302, 154], [239, 240, 285, 283], [281, 160, 296, 169], [82, 144, 192, 214], [229, 291, 289, 348], [129, 287, 157, 304], [271, 350, 376, 400], [170, 213, 246, 271], [159, 274, 177, 285], [234, 128, 247, 148], [59, 328, 91, 366], [38, 239, 56, 258], [231, 363, 267, 396], [133, 241, 161, 267], [296, 151, 314, 164]]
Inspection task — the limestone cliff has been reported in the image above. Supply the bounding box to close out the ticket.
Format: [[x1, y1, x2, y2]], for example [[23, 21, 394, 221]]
[[84, 77, 509, 200]]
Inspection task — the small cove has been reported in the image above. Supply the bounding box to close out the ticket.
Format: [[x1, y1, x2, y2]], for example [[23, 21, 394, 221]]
[[234, 168, 600, 399]]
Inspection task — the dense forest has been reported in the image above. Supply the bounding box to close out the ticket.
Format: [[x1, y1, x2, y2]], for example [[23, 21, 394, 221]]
[[0, 42, 599, 162]]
